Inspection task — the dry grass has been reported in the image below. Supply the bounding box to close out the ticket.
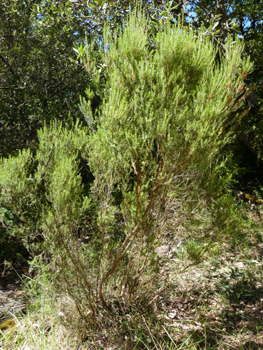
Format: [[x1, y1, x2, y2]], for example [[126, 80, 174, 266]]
[[1, 207, 263, 350]]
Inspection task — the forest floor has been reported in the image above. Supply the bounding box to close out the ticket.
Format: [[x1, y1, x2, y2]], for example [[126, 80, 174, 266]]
[[151, 241, 263, 349], [0, 212, 263, 349], [0, 265, 28, 326]]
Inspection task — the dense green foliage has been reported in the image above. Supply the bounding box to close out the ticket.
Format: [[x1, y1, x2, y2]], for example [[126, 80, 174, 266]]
[[0, 9, 253, 328], [1, 3, 263, 348], [0, 0, 90, 157], [182, 0, 263, 181], [1, 0, 262, 168], [83, 0, 263, 180]]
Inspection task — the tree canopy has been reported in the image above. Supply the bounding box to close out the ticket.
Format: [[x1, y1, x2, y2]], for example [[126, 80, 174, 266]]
[[0, 0, 90, 157]]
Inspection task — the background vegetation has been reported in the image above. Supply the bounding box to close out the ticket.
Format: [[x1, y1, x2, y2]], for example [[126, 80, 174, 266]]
[[0, 1, 263, 349]]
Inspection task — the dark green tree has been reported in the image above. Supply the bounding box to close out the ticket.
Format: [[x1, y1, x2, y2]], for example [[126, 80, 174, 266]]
[[0, 0, 90, 157]]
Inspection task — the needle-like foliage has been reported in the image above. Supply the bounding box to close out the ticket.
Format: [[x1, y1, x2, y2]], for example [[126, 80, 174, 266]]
[[0, 9, 252, 331]]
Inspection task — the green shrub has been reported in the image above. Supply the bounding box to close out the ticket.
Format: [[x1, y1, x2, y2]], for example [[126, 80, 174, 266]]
[[77, 10, 252, 315], [0, 9, 252, 331]]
